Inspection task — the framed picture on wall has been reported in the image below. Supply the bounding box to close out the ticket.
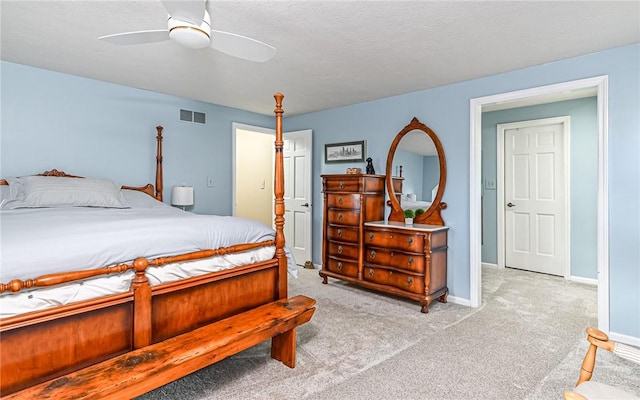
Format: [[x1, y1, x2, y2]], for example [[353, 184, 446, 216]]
[[324, 140, 366, 163]]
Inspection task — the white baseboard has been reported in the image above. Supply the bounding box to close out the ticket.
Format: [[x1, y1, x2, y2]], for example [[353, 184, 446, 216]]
[[482, 262, 498, 269], [447, 295, 471, 307], [609, 331, 640, 347], [567, 275, 598, 286]]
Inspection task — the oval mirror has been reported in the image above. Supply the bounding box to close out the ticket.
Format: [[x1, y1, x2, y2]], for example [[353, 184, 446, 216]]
[[385, 117, 447, 225]]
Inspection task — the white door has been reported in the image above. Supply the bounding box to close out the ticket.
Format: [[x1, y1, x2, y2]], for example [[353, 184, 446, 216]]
[[283, 130, 313, 266], [503, 119, 568, 276]]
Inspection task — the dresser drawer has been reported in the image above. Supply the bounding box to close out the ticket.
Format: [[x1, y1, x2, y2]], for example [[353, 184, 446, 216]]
[[324, 178, 361, 192], [364, 247, 425, 273], [323, 176, 385, 193], [327, 193, 360, 209], [363, 266, 424, 294], [327, 209, 360, 226], [327, 241, 359, 260], [326, 258, 358, 278], [365, 229, 425, 253], [327, 225, 359, 243]]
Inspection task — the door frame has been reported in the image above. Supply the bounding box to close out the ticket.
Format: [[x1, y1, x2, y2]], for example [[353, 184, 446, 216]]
[[497, 116, 571, 277], [469, 75, 609, 333]]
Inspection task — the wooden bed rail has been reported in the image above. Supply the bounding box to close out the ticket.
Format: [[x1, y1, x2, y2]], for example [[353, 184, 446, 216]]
[[0, 240, 275, 295]]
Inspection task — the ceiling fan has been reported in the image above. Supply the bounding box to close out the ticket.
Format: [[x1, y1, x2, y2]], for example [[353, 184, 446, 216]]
[[98, 0, 276, 62]]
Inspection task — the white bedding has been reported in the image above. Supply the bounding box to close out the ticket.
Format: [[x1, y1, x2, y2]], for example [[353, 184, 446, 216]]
[[0, 189, 296, 283], [0, 189, 297, 317], [401, 199, 432, 211]]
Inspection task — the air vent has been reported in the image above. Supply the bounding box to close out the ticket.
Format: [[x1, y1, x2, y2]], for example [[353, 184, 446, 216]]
[[180, 109, 192, 122], [179, 109, 206, 124], [193, 111, 206, 124]]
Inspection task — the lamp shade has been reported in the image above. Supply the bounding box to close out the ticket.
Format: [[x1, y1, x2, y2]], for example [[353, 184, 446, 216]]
[[172, 186, 194, 207]]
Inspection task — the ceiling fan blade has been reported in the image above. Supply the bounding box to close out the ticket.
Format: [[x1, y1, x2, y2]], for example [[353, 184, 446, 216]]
[[161, 0, 205, 25], [99, 30, 170, 46], [210, 30, 276, 62]]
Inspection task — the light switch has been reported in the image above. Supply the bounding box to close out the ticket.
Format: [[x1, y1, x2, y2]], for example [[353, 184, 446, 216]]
[[207, 177, 214, 188], [485, 179, 496, 190]]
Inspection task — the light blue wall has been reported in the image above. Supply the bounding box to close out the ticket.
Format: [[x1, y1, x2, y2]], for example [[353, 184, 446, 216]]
[[394, 149, 424, 198], [1, 44, 638, 339], [0, 61, 273, 215], [481, 97, 598, 280], [422, 155, 439, 201], [284, 44, 639, 339]]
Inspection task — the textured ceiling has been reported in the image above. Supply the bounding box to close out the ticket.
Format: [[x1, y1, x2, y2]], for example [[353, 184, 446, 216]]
[[1, 1, 639, 116]]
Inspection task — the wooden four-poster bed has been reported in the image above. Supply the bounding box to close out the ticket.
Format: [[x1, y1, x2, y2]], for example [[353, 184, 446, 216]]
[[0, 94, 315, 398]]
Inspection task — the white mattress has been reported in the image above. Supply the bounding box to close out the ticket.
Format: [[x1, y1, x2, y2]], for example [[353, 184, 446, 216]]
[[0, 189, 296, 317], [0, 246, 277, 318]]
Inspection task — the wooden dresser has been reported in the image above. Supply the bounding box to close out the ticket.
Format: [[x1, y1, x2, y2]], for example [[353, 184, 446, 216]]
[[320, 117, 449, 313], [320, 174, 447, 313], [363, 221, 448, 313], [320, 174, 386, 281]]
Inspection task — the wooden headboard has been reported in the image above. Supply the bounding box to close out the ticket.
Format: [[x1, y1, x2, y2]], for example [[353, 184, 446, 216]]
[[0, 126, 164, 201]]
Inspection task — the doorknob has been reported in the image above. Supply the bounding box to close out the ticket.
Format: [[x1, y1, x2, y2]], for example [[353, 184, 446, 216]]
[[507, 202, 516, 208], [301, 203, 310, 207]]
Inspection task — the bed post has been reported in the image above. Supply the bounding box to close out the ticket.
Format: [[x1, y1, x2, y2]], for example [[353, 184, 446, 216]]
[[273, 93, 287, 300], [155, 126, 164, 201]]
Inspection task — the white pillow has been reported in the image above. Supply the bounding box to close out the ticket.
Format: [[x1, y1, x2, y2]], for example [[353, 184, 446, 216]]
[[122, 189, 168, 209], [1, 176, 129, 209], [0, 185, 9, 203]]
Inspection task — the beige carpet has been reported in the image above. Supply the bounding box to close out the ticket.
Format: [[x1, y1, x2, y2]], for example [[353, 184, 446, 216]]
[[138, 266, 640, 399]]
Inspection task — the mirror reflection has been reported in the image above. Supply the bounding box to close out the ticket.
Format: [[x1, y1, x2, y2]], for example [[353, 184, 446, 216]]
[[392, 129, 440, 213], [385, 117, 446, 225]]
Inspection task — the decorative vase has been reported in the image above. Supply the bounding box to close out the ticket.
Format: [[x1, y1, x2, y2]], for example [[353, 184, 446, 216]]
[[405, 218, 413, 225]]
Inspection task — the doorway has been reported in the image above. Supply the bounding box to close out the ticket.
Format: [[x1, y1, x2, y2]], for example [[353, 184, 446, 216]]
[[470, 76, 609, 332], [232, 123, 313, 267]]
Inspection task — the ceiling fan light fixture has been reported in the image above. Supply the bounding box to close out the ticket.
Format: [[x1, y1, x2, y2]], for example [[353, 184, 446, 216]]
[[169, 26, 210, 49], [167, 12, 211, 49]]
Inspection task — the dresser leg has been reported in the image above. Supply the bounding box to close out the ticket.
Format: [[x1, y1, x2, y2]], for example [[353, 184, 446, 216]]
[[420, 302, 430, 313], [319, 272, 328, 284], [439, 291, 448, 303]]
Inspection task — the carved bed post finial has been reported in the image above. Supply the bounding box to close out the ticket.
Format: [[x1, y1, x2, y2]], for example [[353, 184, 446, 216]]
[[155, 126, 164, 202], [273, 93, 287, 299]]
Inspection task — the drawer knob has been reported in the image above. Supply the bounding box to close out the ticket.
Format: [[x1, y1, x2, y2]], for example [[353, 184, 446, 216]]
[[337, 262, 343, 271], [338, 213, 343, 220], [407, 277, 413, 285], [338, 196, 343, 204], [408, 257, 414, 265], [338, 245, 343, 254], [407, 237, 414, 245], [368, 268, 374, 277], [337, 229, 342, 237], [339, 181, 345, 189], [369, 232, 374, 240], [370, 250, 376, 259]]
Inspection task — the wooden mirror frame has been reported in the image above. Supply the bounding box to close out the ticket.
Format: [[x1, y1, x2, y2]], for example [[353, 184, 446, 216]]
[[385, 117, 447, 225]]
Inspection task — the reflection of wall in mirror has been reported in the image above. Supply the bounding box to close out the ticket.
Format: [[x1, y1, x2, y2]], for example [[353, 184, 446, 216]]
[[394, 150, 439, 201], [422, 155, 439, 201]]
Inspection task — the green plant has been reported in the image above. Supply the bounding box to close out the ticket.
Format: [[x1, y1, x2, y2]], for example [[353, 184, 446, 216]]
[[415, 208, 425, 216], [403, 209, 415, 219]]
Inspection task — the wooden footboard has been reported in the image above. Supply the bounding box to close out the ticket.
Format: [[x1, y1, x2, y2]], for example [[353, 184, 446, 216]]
[[0, 258, 282, 395]]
